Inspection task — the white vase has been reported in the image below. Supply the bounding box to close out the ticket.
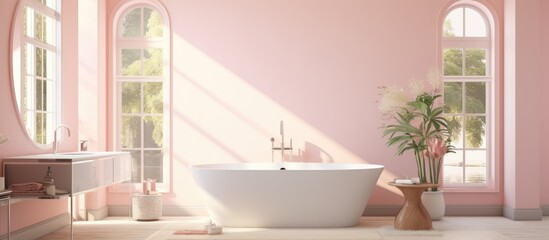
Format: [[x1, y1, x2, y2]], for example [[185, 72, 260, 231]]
[[421, 190, 445, 220]]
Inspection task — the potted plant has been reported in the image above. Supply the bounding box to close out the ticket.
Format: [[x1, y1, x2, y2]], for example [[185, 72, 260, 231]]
[[379, 72, 454, 220]]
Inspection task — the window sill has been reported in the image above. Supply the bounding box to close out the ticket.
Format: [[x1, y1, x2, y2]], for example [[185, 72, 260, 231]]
[[442, 186, 499, 193]]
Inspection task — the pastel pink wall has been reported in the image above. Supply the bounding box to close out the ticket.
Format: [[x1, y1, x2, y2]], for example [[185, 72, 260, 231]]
[[503, 0, 543, 217], [106, 0, 505, 209], [78, 0, 109, 213], [0, 0, 78, 232], [540, 0, 549, 206]]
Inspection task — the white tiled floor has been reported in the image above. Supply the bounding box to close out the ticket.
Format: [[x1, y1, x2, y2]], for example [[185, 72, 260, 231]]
[[39, 216, 549, 240]]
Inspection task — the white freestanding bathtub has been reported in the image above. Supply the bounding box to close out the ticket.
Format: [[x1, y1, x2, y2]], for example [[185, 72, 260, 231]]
[[190, 162, 383, 228]]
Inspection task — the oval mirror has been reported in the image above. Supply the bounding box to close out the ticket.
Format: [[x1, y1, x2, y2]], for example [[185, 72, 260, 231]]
[[10, 0, 62, 146]]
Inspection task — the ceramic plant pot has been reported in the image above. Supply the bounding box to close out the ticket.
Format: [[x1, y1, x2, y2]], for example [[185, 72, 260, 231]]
[[421, 190, 445, 221]]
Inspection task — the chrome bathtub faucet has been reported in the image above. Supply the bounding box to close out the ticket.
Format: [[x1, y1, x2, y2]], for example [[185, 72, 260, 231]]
[[53, 124, 71, 154], [271, 120, 293, 163]]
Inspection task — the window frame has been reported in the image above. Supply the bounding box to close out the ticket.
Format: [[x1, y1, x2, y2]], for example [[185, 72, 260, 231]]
[[439, 2, 499, 192], [111, 0, 171, 192]]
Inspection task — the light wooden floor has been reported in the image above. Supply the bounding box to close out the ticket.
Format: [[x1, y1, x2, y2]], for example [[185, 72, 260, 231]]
[[38, 216, 549, 240]]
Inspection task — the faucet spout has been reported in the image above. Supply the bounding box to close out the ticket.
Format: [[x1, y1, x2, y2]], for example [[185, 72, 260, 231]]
[[280, 121, 284, 161], [53, 124, 71, 154], [270, 121, 293, 163]]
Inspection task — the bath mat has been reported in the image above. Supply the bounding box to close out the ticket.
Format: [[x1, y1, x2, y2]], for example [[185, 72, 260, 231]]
[[378, 227, 442, 237], [149, 226, 383, 240]]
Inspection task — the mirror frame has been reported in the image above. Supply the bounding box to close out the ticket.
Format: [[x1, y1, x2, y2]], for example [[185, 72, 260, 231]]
[[9, 0, 62, 148]]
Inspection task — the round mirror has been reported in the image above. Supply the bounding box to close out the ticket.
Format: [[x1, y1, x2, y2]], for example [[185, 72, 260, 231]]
[[11, 0, 61, 146]]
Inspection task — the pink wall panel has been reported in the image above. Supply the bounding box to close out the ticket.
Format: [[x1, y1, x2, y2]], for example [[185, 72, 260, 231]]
[[105, 0, 505, 208], [540, 0, 549, 206]]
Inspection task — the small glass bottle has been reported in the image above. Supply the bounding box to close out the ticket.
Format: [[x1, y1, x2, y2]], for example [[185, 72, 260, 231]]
[[43, 166, 56, 196]]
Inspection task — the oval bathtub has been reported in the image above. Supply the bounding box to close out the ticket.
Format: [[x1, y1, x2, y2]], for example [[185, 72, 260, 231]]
[[190, 162, 384, 228]]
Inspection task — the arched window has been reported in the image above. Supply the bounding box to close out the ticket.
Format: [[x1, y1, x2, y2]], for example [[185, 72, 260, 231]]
[[12, 0, 61, 145], [441, 2, 497, 189], [112, 1, 170, 189]]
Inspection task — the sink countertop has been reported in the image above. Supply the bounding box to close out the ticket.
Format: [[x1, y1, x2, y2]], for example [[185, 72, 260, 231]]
[[2, 151, 130, 162]]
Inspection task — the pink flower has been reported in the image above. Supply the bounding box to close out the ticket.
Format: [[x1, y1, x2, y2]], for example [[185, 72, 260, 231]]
[[427, 137, 447, 159]]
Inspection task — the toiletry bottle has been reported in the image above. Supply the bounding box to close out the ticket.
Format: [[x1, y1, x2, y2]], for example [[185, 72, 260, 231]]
[[43, 166, 56, 196], [80, 140, 88, 151]]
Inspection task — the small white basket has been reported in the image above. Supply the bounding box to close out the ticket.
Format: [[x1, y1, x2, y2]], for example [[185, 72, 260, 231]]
[[132, 193, 162, 220]]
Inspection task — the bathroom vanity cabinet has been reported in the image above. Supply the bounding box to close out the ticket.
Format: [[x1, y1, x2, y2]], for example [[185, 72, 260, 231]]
[[2, 152, 131, 196]]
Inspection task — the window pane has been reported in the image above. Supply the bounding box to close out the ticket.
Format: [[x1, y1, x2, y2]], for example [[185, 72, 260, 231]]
[[144, 150, 163, 182], [45, 15, 56, 45], [35, 113, 41, 143], [443, 49, 463, 76], [446, 116, 464, 148], [465, 49, 486, 76], [45, 0, 56, 10], [25, 76, 33, 111], [465, 116, 486, 149], [465, 8, 487, 37], [36, 112, 45, 144], [143, 49, 163, 76], [122, 8, 141, 37], [46, 80, 54, 112], [144, 167, 163, 183], [43, 50, 48, 78], [46, 50, 55, 79], [465, 150, 486, 183], [465, 82, 486, 113], [24, 7, 30, 37], [121, 49, 141, 76], [144, 82, 163, 113], [443, 8, 463, 37], [34, 11, 44, 41], [121, 116, 141, 148], [444, 82, 462, 113], [144, 8, 163, 37], [25, 44, 33, 75], [35, 47, 43, 77], [36, 79, 43, 110], [144, 116, 163, 148], [128, 150, 142, 183], [121, 82, 141, 113], [444, 150, 463, 183]]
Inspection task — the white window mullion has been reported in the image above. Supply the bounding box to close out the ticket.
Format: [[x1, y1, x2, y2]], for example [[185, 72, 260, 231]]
[[140, 75, 145, 182]]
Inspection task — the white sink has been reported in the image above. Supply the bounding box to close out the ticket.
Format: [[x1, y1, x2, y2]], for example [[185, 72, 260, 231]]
[[58, 152, 97, 155]]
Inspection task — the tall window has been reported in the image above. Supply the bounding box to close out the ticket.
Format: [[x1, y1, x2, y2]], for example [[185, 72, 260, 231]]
[[114, 3, 170, 187], [13, 0, 61, 145], [441, 4, 494, 187]]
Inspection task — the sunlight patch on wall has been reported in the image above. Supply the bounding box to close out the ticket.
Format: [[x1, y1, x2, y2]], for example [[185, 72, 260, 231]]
[[170, 34, 401, 201]]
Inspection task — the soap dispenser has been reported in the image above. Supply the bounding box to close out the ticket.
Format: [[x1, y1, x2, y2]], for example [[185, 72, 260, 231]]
[[42, 166, 56, 196]]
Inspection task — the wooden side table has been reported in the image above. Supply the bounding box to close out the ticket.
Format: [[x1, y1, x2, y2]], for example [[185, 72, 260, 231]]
[[389, 182, 435, 230]]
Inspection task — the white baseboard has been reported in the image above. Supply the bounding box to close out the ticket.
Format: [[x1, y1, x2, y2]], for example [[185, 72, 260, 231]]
[[363, 205, 502, 216], [542, 205, 549, 216], [110, 204, 509, 217], [503, 207, 543, 220], [9, 213, 69, 240], [87, 206, 109, 221], [109, 204, 209, 217], [445, 205, 503, 216]]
